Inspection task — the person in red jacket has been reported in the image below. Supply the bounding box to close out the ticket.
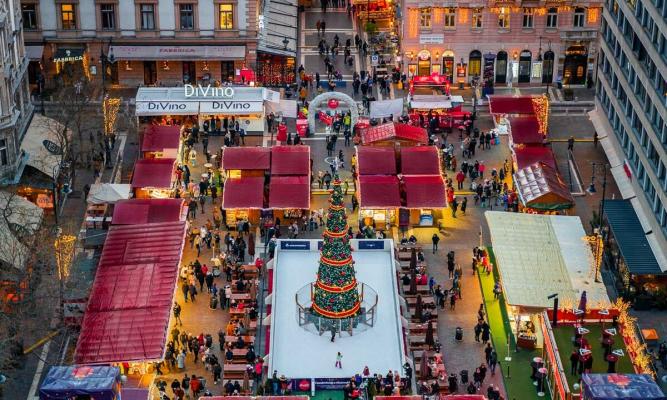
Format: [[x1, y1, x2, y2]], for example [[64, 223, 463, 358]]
[[190, 375, 201, 397], [456, 170, 465, 190]]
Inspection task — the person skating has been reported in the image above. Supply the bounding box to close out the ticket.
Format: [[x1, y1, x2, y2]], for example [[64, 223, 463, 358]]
[[335, 352, 343, 368]]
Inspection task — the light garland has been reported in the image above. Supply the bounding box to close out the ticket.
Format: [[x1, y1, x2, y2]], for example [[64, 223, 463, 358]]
[[458, 8, 468, 23], [531, 94, 549, 136], [408, 8, 419, 38], [587, 7, 599, 23], [433, 7, 443, 24], [103, 95, 121, 136], [54, 234, 77, 280]]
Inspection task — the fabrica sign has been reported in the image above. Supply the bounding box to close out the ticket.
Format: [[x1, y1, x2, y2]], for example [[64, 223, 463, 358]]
[[184, 84, 234, 98]]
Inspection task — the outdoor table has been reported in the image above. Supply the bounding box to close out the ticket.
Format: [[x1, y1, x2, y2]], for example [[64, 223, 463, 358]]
[[222, 363, 249, 379], [406, 296, 436, 308], [399, 260, 427, 268], [402, 284, 430, 294], [230, 293, 253, 302], [412, 350, 437, 361], [398, 252, 413, 261], [225, 336, 256, 346], [224, 349, 256, 364], [409, 323, 438, 335], [409, 335, 426, 346]]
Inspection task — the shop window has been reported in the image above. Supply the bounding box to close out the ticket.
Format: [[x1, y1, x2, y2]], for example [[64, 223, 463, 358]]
[[219, 4, 234, 29], [60, 4, 76, 30], [144, 61, 157, 85], [522, 8, 534, 28], [574, 7, 585, 27], [179, 4, 195, 30], [22, 4, 38, 30], [498, 8, 510, 29], [0, 139, 7, 166], [472, 8, 482, 28], [140, 4, 155, 30], [419, 7, 431, 29], [546, 8, 558, 28], [469, 50, 482, 77], [444, 8, 456, 28], [100, 4, 116, 30], [221, 61, 235, 82]]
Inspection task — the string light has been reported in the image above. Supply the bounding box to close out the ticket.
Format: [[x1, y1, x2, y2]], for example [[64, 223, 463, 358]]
[[54, 234, 76, 280], [433, 7, 443, 24], [587, 7, 600, 23], [103, 95, 121, 136], [458, 8, 468, 24], [531, 94, 549, 136], [408, 8, 419, 39]]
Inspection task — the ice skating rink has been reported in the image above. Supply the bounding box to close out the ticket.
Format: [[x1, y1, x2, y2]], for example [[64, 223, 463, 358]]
[[269, 240, 405, 379]]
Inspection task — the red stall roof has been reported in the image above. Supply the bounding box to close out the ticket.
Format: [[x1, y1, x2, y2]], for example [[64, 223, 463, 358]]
[[508, 116, 543, 145], [131, 158, 175, 189], [514, 162, 574, 210], [513, 146, 557, 170], [74, 222, 186, 364], [271, 146, 310, 175], [357, 147, 397, 175], [222, 177, 265, 209], [358, 175, 401, 208], [112, 199, 185, 225], [269, 176, 310, 209], [222, 147, 271, 171], [361, 123, 428, 145], [488, 95, 536, 115], [402, 175, 447, 208], [141, 125, 181, 152], [400, 146, 441, 175]]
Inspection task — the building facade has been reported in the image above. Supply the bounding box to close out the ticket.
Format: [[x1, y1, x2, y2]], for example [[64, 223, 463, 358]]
[[21, 0, 269, 88], [400, 1, 603, 86], [0, 0, 33, 183], [592, 0, 667, 257]]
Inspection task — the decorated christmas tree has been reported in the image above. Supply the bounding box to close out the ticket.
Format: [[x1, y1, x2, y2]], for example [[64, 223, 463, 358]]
[[312, 176, 361, 319]]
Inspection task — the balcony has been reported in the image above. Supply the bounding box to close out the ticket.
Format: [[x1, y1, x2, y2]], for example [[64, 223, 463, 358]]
[[560, 28, 598, 41]]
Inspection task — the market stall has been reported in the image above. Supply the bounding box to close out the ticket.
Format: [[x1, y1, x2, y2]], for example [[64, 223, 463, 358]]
[[86, 184, 131, 205], [222, 177, 265, 226], [407, 95, 469, 130], [130, 158, 176, 199], [141, 125, 182, 159], [506, 116, 543, 147], [488, 95, 549, 138], [357, 175, 402, 230], [514, 162, 574, 212], [270, 145, 310, 176], [39, 366, 122, 400], [111, 199, 186, 225], [513, 146, 557, 170], [356, 146, 397, 175], [581, 374, 666, 400], [269, 145, 311, 225], [221, 147, 271, 178], [401, 175, 446, 227], [400, 146, 441, 175], [359, 123, 428, 147]]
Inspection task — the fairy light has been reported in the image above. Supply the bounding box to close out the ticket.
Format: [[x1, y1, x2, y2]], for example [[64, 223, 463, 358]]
[[531, 94, 549, 136], [408, 8, 419, 38], [458, 8, 468, 23], [587, 7, 600, 23], [54, 234, 76, 280], [103, 95, 121, 136], [535, 7, 547, 16], [433, 7, 443, 24]]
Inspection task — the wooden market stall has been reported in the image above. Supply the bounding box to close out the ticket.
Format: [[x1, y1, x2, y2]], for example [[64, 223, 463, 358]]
[[268, 146, 311, 225], [357, 175, 402, 230], [130, 158, 176, 199], [513, 162, 574, 212], [221, 176, 266, 227], [141, 125, 183, 159], [359, 122, 428, 147]]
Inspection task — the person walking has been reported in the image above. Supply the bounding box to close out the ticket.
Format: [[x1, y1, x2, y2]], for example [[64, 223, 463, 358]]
[[593, 131, 599, 148], [432, 233, 440, 254], [451, 196, 459, 218], [567, 136, 575, 151], [484, 343, 493, 364], [461, 197, 468, 215], [489, 351, 498, 376], [456, 170, 465, 190], [335, 352, 343, 368], [450, 293, 456, 310], [481, 321, 490, 344], [173, 302, 183, 325]]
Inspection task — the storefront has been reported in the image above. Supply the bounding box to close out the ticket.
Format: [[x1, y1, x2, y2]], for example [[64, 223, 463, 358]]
[[256, 52, 296, 86], [518, 50, 532, 83], [51, 47, 89, 85], [563, 45, 588, 85], [357, 175, 402, 230], [107, 45, 247, 87]]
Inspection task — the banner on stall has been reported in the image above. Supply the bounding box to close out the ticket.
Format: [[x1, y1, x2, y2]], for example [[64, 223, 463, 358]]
[[369, 98, 404, 118]]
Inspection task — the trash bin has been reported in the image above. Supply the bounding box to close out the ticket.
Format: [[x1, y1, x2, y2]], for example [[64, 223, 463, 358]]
[[455, 327, 463, 341], [209, 296, 218, 310]]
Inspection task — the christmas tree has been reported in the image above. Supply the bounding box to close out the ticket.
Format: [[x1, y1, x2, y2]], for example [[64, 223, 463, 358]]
[[312, 175, 361, 319]]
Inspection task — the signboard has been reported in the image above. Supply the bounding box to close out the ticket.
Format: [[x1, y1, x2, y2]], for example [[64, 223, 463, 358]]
[[456, 63, 467, 78], [42, 140, 63, 155], [36, 193, 54, 209], [184, 84, 234, 98], [419, 34, 444, 44], [290, 378, 349, 391], [371, 55, 379, 67], [136, 101, 199, 116], [200, 101, 264, 114], [280, 241, 311, 250], [358, 240, 385, 250], [109, 45, 246, 60]]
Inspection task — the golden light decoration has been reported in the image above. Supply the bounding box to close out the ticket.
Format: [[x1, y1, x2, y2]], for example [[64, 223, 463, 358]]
[[433, 7, 443, 24], [54, 234, 76, 280], [531, 94, 550, 136], [458, 8, 469, 23], [103, 95, 121, 136], [408, 8, 419, 38], [587, 7, 599, 23], [535, 7, 547, 16], [558, 5, 571, 12], [82, 55, 91, 80], [584, 235, 604, 280]]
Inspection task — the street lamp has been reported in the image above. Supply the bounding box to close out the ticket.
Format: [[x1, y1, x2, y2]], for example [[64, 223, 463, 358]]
[[547, 293, 559, 327], [282, 37, 289, 88], [588, 163, 608, 282], [100, 38, 115, 94]]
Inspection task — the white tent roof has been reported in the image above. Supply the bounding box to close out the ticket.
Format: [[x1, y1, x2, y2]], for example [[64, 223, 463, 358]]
[[87, 183, 131, 205], [21, 114, 68, 179], [485, 211, 609, 308], [0, 192, 44, 270]]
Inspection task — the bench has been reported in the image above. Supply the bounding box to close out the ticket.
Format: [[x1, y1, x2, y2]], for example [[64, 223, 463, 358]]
[[223, 364, 250, 379], [225, 336, 256, 348], [406, 296, 436, 308], [408, 323, 437, 336], [402, 284, 430, 294], [223, 349, 257, 364], [229, 293, 253, 302]]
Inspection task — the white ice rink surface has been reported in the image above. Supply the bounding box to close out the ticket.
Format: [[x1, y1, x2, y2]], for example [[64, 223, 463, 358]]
[[269, 243, 405, 378]]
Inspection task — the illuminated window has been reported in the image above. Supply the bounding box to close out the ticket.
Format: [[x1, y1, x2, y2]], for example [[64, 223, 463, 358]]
[[498, 8, 509, 29], [472, 8, 482, 28], [219, 4, 234, 29], [61, 4, 76, 30], [420, 8, 432, 28], [444, 8, 456, 27]]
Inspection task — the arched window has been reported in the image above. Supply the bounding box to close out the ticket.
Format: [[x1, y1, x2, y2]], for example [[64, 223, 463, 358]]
[[468, 50, 482, 77], [542, 50, 555, 83]]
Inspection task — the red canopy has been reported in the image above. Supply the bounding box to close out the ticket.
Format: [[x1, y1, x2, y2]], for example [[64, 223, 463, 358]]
[[112, 199, 185, 225], [514, 162, 574, 210], [222, 177, 265, 209], [400, 146, 441, 175], [361, 123, 428, 145], [358, 175, 401, 208], [222, 147, 271, 171], [402, 175, 447, 208], [131, 158, 175, 189], [141, 125, 181, 152], [271, 146, 310, 175], [357, 147, 396, 175], [74, 221, 186, 364], [488, 95, 536, 115], [508, 116, 543, 145], [269, 176, 310, 209], [513, 146, 557, 170]]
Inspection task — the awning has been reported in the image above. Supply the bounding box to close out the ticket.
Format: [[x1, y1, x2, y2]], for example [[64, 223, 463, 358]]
[[222, 177, 265, 209], [21, 114, 69, 179], [141, 125, 181, 153], [25, 45, 44, 60], [53, 48, 85, 63], [270, 146, 310, 175], [357, 147, 396, 175], [513, 146, 557, 170], [269, 176, 310, 209], [130, 158, 175, 189], [402, 175, 446, 208], [409, 95, 465, 110], [358, 175, 401, 208], [581, 374, 667, 400], [514, 162, 574, 210], [400, 146, 441, 175], [74, 222, 186, 364], [603, 200, 663, 275], [109, 45, 246, 61], [112, 199, 185, 225], [223, 147, 271, 170], [39, 366, 120, 400], [488, 95, 536, 115], [507, 116, 543, 145], [87, 183, 131, 205], [361, 123, 428, 145], [0, 191, 43, 271]]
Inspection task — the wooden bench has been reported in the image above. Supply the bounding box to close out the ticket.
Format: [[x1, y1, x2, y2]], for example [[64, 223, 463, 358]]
[[223, 349, 257, 364], [399, 260, 427, 269], [229, 293, 253, 302], [408, 323, 437, 335], [406, 296, 436, 308], [409, 313, 438, 323], [225, 336, 256, 348], [222, 364, 249, 379], [231, 279, 259, 294], [397, 244, 422, 252], [412, 350, 437, 362], [402, 284, 430, 294]]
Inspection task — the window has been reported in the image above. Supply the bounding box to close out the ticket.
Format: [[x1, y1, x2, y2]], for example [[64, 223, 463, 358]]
[[444, 8, 456, 28], [60, 4, 76, 30], [0, 139, 7, 166], [419, 8, 431, 28], [472, 8, 482, 28], [179, 4, 194, 30], [140, 4, 155, 29], [522, 8, 534, 28], [219, 4, 233, 29], [100, 4, 115, 30], [498, 8, 510, 28], [574, 7, 585, 27], [22, 4, 38, 30], [546, 8, 558, 28]]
